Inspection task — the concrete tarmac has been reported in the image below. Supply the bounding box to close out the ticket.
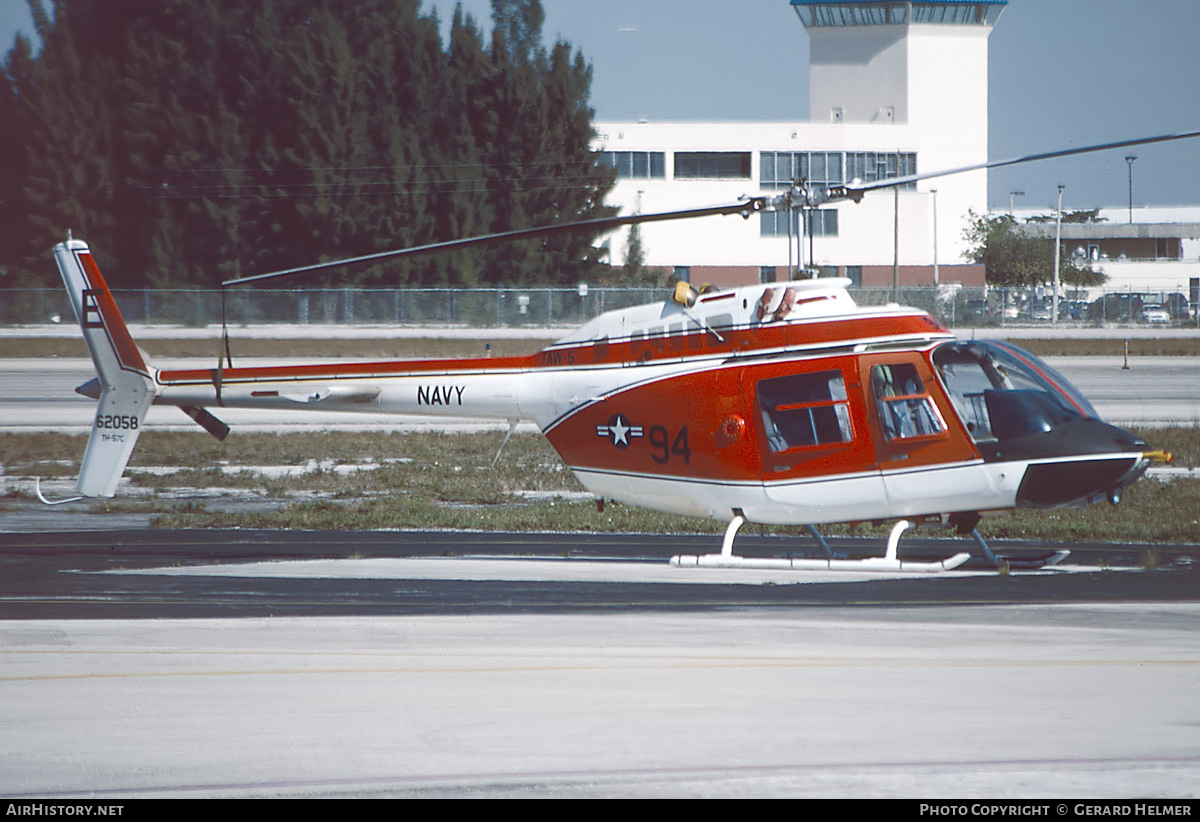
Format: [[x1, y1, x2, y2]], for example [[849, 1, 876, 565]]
[[4, 606, 1199, 798], [2, 529, 1199, 798]]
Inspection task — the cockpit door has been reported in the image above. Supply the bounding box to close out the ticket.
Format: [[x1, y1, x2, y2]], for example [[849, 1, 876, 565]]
[[859, 351, 989, 512]]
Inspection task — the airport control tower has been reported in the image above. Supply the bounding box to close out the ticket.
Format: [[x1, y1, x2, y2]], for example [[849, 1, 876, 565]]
[[792, 0, 1006, 269], [794, 1, 1005, 127]]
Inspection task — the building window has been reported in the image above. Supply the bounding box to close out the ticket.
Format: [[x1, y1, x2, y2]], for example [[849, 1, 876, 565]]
[[844, 151, 916, 187], [761, 150, 913, 193], [759, 266, 777, 284], [760, 209, 838, 238], [600, 151, 665, 179], [760, 151, 845, 190], [674, 152, 751, 179], [673, 265, 690, 283]]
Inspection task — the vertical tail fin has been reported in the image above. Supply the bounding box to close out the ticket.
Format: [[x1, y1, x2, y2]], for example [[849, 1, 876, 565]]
[[54, 240, 156, 497]]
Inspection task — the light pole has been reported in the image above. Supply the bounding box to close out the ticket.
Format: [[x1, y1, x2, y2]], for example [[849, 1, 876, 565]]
[[931, 188, 939, 287], [1125, 155, 1137, 223], [1053, 185, 1064, 327], [1009, 190, 1024, 216], [893, 186, 900, 302]]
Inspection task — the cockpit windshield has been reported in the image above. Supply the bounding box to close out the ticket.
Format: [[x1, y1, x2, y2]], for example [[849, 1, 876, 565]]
[[932, 340, 1099, 444]]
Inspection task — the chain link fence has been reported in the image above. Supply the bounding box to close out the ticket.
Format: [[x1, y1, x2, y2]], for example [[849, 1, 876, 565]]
[[2, 284, 1197, 329]]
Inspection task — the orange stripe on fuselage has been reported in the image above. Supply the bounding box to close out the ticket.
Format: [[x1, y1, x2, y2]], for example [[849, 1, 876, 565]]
[[157, 354, 537, 385], [155, 312, 949, 386]]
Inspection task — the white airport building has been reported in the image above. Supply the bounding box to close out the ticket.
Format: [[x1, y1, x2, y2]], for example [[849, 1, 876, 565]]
[[1016, 207, 1200, 313], [593, 0, 1005, 289], [591, 0, 1199, 312]]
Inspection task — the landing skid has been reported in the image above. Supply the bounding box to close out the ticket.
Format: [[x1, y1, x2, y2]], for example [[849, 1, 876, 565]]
[[991, 549, 1071, 570], [669, 515, 971, 574], [968, 526, 1070, 570], [669, 514, 1069, 573]]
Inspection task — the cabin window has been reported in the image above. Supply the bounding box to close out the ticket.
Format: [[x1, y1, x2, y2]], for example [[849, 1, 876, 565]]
[[758, 370, 853, 453], [666, 322, 685, 353], [931, 351, 994, 441], [870, 363, 946, 441], [931, 340, 1096, 445]]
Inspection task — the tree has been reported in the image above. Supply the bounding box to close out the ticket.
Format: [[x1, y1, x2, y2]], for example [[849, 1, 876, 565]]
[[1, 0, 615, 287], [1023, 208, 1106, 224], [963, 211, 1106, 288]]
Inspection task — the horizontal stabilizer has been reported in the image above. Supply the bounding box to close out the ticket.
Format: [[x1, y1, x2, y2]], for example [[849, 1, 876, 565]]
[[76, 377, 101, 399], [181, 405, 231, 441]]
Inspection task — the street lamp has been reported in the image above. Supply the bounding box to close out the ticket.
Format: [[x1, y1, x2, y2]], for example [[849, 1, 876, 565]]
[[1125, 155, 1137, 223], [1009, 190, 1024, 216], [1053, 185, 1064, 327], [931, 189, 939, 287]]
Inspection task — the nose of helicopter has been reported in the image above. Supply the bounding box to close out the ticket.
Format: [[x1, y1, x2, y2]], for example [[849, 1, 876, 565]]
[[1012, 419, 1170, 509]]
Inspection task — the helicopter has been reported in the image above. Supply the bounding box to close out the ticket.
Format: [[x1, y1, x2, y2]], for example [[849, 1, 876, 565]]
[[48, 130, 1196, 572]]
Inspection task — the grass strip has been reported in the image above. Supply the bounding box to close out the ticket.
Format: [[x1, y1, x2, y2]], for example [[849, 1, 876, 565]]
[[4, 428, 1199, 542]]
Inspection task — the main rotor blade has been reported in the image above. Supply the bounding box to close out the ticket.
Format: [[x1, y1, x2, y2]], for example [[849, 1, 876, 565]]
[[223, 199, 767, 287], [827, 128, 1200, 202]]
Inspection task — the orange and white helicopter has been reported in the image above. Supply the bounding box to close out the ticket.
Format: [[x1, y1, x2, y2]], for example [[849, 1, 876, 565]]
[[50, 131, 1195, 572]]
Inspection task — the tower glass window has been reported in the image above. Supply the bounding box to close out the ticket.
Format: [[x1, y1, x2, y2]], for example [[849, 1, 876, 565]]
[[794, 2, 1007, 28]]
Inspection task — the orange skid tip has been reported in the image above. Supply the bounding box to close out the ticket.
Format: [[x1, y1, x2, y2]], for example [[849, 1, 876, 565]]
[[1144, 450, 1174, 464]]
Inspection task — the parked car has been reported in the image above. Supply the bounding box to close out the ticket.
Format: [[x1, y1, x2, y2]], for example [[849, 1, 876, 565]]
[[1088, 294, 1143, 323], [1142, 304, 1171, 324], [965, 298, 991, 318], [1165, 293, 1193, 321], [1058, 300, 1087, 320], [1026, 298, 1052, 322]]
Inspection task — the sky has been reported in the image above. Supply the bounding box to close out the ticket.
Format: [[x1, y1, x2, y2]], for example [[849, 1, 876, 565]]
[[4, 0, 1199, 212]]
